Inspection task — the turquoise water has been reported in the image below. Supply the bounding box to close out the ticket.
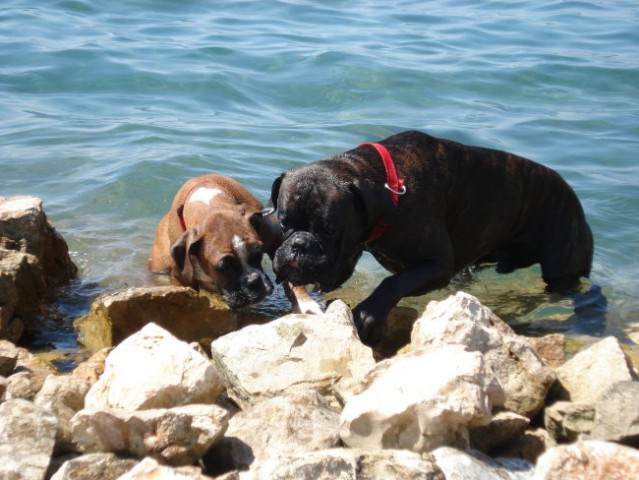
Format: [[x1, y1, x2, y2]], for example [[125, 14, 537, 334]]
[[1, 1, 638, 354]]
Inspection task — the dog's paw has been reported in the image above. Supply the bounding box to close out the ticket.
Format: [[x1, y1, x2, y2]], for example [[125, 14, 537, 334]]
[[353, 304, 386, 347]]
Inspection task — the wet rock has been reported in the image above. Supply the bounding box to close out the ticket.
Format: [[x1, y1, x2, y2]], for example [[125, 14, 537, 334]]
[[117, 457, 214, 480], [527, 334, 566, 368], [204, 390, 341, 473], [0, 249, 44, 342], [34, 374, 91, 453], [589, 381, 639, 447], [49, 453, 138, 480], [0, 196, 77, 342], [0, 196, 77, 285], [243, 448, 444, 480], [411, 292, 555, 418], [85, 323, 223, 410], [0, 338, 20, 376], [75, 286, 239, 353], [432, 446, 534, 480], [72, 404, 228, 466], [469, 411, 530, 454], [533, 440, 639, 480], [339, 344, 504, 453], [210, 300, 375, 408], [0, 398, 58, 480], [552, 336, 638, 403], [544, 401, 595, 443]]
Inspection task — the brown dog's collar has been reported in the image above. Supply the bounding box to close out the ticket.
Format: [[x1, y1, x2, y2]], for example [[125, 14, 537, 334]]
[[359, 142, 407, 244]]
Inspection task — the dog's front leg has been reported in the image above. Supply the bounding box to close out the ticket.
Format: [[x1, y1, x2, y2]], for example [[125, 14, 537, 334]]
[[353, 260, 453, 346]]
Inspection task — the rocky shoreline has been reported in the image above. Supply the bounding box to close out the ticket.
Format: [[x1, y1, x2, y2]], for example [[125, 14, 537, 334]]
[[2, 195, 639, 480]]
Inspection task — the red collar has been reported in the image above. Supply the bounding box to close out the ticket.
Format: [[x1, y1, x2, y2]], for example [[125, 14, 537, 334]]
[[358, 142, 406, 244]]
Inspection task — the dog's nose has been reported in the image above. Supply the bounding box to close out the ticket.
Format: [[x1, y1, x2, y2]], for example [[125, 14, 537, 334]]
[[292, 236, 306, 252]]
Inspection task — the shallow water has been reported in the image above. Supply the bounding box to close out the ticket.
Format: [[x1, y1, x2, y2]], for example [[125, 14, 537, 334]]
[[1, 0, 638, 364]]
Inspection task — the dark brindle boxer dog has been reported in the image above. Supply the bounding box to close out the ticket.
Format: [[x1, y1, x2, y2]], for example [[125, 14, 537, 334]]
[[269, 131, 593, 345], [149, 174, 319, 313]]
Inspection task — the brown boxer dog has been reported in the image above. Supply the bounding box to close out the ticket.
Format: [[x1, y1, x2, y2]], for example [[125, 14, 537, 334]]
[[269, 131, 593, 345], [149, 174, 319, 312]]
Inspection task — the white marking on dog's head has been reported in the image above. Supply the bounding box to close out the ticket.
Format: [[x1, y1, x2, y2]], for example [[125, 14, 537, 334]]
[[189, 187, 223, 205], [232, 235, 249, 268]]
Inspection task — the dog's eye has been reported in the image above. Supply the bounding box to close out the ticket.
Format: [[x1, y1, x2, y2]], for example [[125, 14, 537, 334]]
[[217, 255, 239, 273], [322, 224, 339, 237]]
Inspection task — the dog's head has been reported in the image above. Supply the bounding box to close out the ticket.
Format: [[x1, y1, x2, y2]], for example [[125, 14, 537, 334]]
[[269, 164, 368, 292], [170, 207, 274, 309]]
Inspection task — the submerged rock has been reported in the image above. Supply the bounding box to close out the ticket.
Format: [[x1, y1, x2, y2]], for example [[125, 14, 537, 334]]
[[75, 286, 239, 353]]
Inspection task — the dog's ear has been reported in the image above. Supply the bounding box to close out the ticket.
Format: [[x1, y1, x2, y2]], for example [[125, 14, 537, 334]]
[[268, 172, 286, 213], [249, 210, 281, 259], [170, 229, 203, 288]]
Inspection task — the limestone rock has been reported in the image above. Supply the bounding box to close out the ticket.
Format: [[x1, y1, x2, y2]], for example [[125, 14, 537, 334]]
[[210, 300, 375, 408], [204, 390, 340, 472], [117, 457, 214, 479], [339, 344, 504, 453], [533, 440, 639, 480], [85, 323, 223, 411], [71, 347, 110, 386], [75, 286, 239, 353], [50, 453, 138, 480], [495, 428, 556, 464], [0, 196, 77, 342], [544, 401, 595, 443], [34, 374, 91, 453], [0, 339, 20, 376], [553, 336, 638, 403], [411, 292, 555, 418], [72, 404, 229, 465], [0, 399, 58, 480], [0, 249, 44, 342], [589, 381, 639, 447], [527, 334, 566, 368], [433, 446, 534, 480], [243, 448, 444, 480], [0, 196, 77, 285]]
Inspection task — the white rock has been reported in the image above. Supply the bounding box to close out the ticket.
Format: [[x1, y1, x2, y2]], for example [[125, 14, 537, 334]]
[[339, 344, 504, 453], [206, 390, 340, 471], [116, 457, 212, 479], [72, 404, 229, 465], [242, 448, 444, 480], [0, 399, 58, 480], [34, 374, 91, 452], [411, 292, 555, 418], [210, 300, 375, 407], [554, 336, 638, 404], [85, 323, 223, 410], [533, 440, 639, 480]]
